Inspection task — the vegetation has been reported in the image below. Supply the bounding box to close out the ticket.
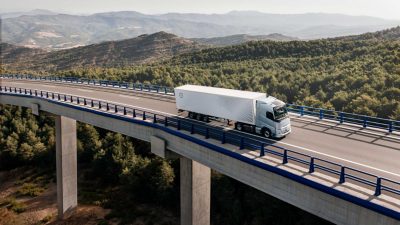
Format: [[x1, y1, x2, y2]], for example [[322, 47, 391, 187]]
[[43, 36, 399, 119], [17, 183, 45, 197], [0, 198, 27, 213]]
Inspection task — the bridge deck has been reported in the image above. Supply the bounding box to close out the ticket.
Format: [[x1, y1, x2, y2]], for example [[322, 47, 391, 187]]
[[2, 79, 399, 182]]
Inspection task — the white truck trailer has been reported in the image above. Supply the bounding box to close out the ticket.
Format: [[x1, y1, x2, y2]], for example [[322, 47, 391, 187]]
[[175, 85, 291, 138]]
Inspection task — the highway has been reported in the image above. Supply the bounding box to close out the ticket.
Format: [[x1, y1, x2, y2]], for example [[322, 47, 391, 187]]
[[2, 79, 400, 181]]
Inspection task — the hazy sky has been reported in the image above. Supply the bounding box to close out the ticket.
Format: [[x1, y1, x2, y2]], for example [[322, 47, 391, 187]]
[[1, 0, 400, 20]]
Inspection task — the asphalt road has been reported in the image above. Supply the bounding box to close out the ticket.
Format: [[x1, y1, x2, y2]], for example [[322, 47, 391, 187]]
[[2, 79, 400, 181]]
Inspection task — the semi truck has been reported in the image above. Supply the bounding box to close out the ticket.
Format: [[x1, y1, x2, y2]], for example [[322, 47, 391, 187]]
[[174, 85, 291, 138]]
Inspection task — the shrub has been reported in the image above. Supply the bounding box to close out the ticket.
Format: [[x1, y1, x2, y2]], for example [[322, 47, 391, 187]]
[[17, 183, 45, 197]]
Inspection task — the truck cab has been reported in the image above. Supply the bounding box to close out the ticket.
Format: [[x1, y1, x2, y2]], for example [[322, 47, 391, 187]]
[[254, 96, 291, 138]]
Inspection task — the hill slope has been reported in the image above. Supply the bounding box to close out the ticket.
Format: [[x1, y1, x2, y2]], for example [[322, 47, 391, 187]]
[[172, 26, 400, 64], [0, 43, 47, 69], [191, 34, 298, 47], [332, 26, 400, 41], [1, 32, 205, 71]]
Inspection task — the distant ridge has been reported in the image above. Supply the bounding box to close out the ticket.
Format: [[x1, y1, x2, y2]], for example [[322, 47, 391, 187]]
[[0, 9, 58, 19], [331, 26, 400, 41], [2, 10, 399, 49], [191, 34, 298, 47], [2, 27, 400, 72], [1, 32, 205, 71]]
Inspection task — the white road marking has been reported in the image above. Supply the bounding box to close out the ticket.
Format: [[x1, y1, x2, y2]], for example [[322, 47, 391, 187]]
[[5, 82, 56, 88], [4, 82, 24, 85], [77, 89, 93, 93], [38, 84, 55, 88], [276, 142, 400, 177], [223, 126, 400, 177], [291, 115, 400, 141], [118, 94, 140, 100]]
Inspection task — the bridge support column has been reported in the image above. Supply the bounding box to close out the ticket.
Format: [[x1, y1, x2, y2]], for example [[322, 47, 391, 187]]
[[55, 115, 77, 219], [180, 157, 211, 225]]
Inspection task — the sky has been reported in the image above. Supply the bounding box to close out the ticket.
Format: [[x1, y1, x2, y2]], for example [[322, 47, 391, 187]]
[[1, 0, 400, 20]]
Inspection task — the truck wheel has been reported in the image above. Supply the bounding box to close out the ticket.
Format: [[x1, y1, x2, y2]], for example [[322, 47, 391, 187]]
[[236, 123, 243, 131], [262, 128, 271, 138], [203, 116, 209, 123], [196, 113, 203, 121]]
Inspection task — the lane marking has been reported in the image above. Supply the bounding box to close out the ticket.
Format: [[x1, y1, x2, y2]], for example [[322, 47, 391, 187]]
[[77, 89, 93, 93], [275, 141, 400, 177], [291, 115, 400, 141], [223, 126, 400, 177], [5, 82, 57, 88], [38, 84, 54, 88], [118, 94, 140, 100]]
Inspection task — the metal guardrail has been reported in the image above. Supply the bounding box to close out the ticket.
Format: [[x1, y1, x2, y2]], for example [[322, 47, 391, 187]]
[[1, 74, 399, 133], [287, 104, 399, 133], [0, 74, 176, 96], [1, 85, 399, 201]]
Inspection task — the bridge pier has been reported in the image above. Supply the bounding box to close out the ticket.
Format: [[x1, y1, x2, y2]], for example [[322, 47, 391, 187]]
[[55, 115, 78, 219], [180, 157, 211, 225]]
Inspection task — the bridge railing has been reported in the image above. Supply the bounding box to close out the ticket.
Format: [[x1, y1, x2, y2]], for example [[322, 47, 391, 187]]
[[0, 74, 176, 96], [287, 104, 399, 133], [2, 74, 399, 133], [1, 85, 399, 200]]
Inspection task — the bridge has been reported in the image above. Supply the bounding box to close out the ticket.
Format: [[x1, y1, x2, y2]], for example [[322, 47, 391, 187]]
[[0, 75, 399, 225]]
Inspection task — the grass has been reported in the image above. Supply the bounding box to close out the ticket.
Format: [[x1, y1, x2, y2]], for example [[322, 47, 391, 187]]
[[40, 214, 53, 224], [17, 182, 45, 197], [0, 198, 27, 214]]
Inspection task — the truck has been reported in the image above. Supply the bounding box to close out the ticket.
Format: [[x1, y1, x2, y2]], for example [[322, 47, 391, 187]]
[[174, 85, 291, 138]]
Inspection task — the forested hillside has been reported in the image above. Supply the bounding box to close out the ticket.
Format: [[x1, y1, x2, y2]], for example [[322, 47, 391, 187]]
[[47, 37, 400, 119], [332, 26, 400, 41], [191, 33, 298, 46], [0, 43, 46, 67]]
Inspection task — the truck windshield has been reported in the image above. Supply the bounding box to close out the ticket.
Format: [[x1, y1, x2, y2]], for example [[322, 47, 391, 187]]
[[274, 106, 288, 120]]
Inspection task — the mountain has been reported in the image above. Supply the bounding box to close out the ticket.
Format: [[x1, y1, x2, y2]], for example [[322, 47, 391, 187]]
[[1, 32, 205, 71], [0, 9, 58, 19], [3, 27, 400, 72], [0, 43, 46, 69], [332, 26, 400, 41], [160, 11, 392, 27], [191, 34, 298, 47], [1, 12, 238, 50], [2, 11, 399, 50], [158, 11, 400, 38], [172, 27, 400, 64]]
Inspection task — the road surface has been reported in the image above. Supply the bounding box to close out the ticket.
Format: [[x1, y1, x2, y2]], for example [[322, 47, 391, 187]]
[[2, 79, 399, 181]]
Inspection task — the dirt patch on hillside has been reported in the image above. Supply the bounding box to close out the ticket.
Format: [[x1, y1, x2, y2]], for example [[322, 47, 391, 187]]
[[0, 167, 114, 225]]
